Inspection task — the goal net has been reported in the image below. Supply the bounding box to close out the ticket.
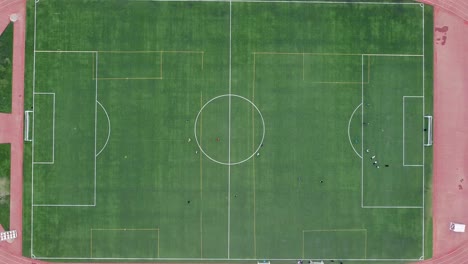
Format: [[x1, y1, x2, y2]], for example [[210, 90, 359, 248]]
[[424, 115, 433, 146], [24, 110, 33, 142]]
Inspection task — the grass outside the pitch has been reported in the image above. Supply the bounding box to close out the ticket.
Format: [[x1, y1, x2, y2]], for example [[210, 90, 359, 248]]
[[0, 144, 10, 230], [0, 23, 13, 113]]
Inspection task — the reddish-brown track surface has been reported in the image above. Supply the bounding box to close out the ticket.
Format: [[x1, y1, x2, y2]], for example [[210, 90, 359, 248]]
[[0, 0, 466, 263], [0, 0, 25, 258], [412, 0, 468, 264], [418, 0, 468, 22]]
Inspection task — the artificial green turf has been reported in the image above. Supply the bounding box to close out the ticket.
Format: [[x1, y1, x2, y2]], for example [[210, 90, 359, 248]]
[[23, 0, 433, 262]]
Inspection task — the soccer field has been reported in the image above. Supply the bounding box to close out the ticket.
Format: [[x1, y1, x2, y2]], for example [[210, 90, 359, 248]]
[[23, 0, 433, 262]]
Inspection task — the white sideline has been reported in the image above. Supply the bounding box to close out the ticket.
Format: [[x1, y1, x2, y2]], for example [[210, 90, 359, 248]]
[[227, 0, 232, 258], [31, 0, 38, 255], [134, 0, 421, 4], [94, 52, 98, 206], [31, 0, 428, 260], [361, 55, 364, 208], [34, 257, 422, 261], [421, 4, 426, 258]]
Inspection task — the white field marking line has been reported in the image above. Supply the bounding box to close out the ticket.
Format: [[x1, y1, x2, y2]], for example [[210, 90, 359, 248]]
[[227, 1, 232, 259], [421, 4, 425, 258], [32, 52, 98, 208], [35, 50, 203, 53], [361, 55, 364, 208], [96, 101, 111, 157], [255, 51, 422, 57], [402, 96, 424, 167], [348, 103, 363, 159], [32, 92, 55, 164], [90, 228, 160, 259], [362, 205, 423, 209], [31, 0, 38, 256], [361, 56, 426, 209], [133, 0, 421, 4], [302, 53, 304, 80], [362, 54, 423, 57], [160, 51, 163, 79], [302, 229, 367, 259], [35, 50, 96, 53], [94, 52, 98, 206], [252, 53, 257, 258], [199, 91, 203, 258], [33, 257, 422, 261]]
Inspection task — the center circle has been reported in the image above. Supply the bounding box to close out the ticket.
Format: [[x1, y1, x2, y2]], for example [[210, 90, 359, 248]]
[[194, 94, 265, 166]]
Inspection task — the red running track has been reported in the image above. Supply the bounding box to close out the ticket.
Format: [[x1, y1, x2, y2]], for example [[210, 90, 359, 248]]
[[0, 0, 25, 258], [412, 1, 468, 264]]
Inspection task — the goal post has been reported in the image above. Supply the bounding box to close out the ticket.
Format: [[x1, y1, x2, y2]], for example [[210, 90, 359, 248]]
[[24, 110, 33, 142], [424, 115, 433, 147]]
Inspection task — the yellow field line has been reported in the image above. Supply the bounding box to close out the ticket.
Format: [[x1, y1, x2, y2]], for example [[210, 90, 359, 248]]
[[201, 52, 204, 71], [161, 50, 204, 54], [94, 77, 163, 80], [364, 229, 367, 259], [91, 50, 205, 80], [367, 55, 371, 84], [303, 229, 367, 232], [90, 229, 93, 257], [92, 52, 95, 80], [252, 53, 257, 258], [160, 51, 164, 79], [90, 228, 160, 258], [255, 52, 371, 84], [302, 53, 305, 81], [92, 228, 159, 231], [97, 50, 203, 54], [308, 81, 365, 84], [200, 91, 203, 258], [302, 231, 304, 258], [302, 229, 367, 259]]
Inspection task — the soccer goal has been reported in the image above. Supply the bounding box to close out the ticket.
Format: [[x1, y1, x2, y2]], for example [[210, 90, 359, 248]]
[[424, 115, 433, 146], [24, 110, 33, 142]]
